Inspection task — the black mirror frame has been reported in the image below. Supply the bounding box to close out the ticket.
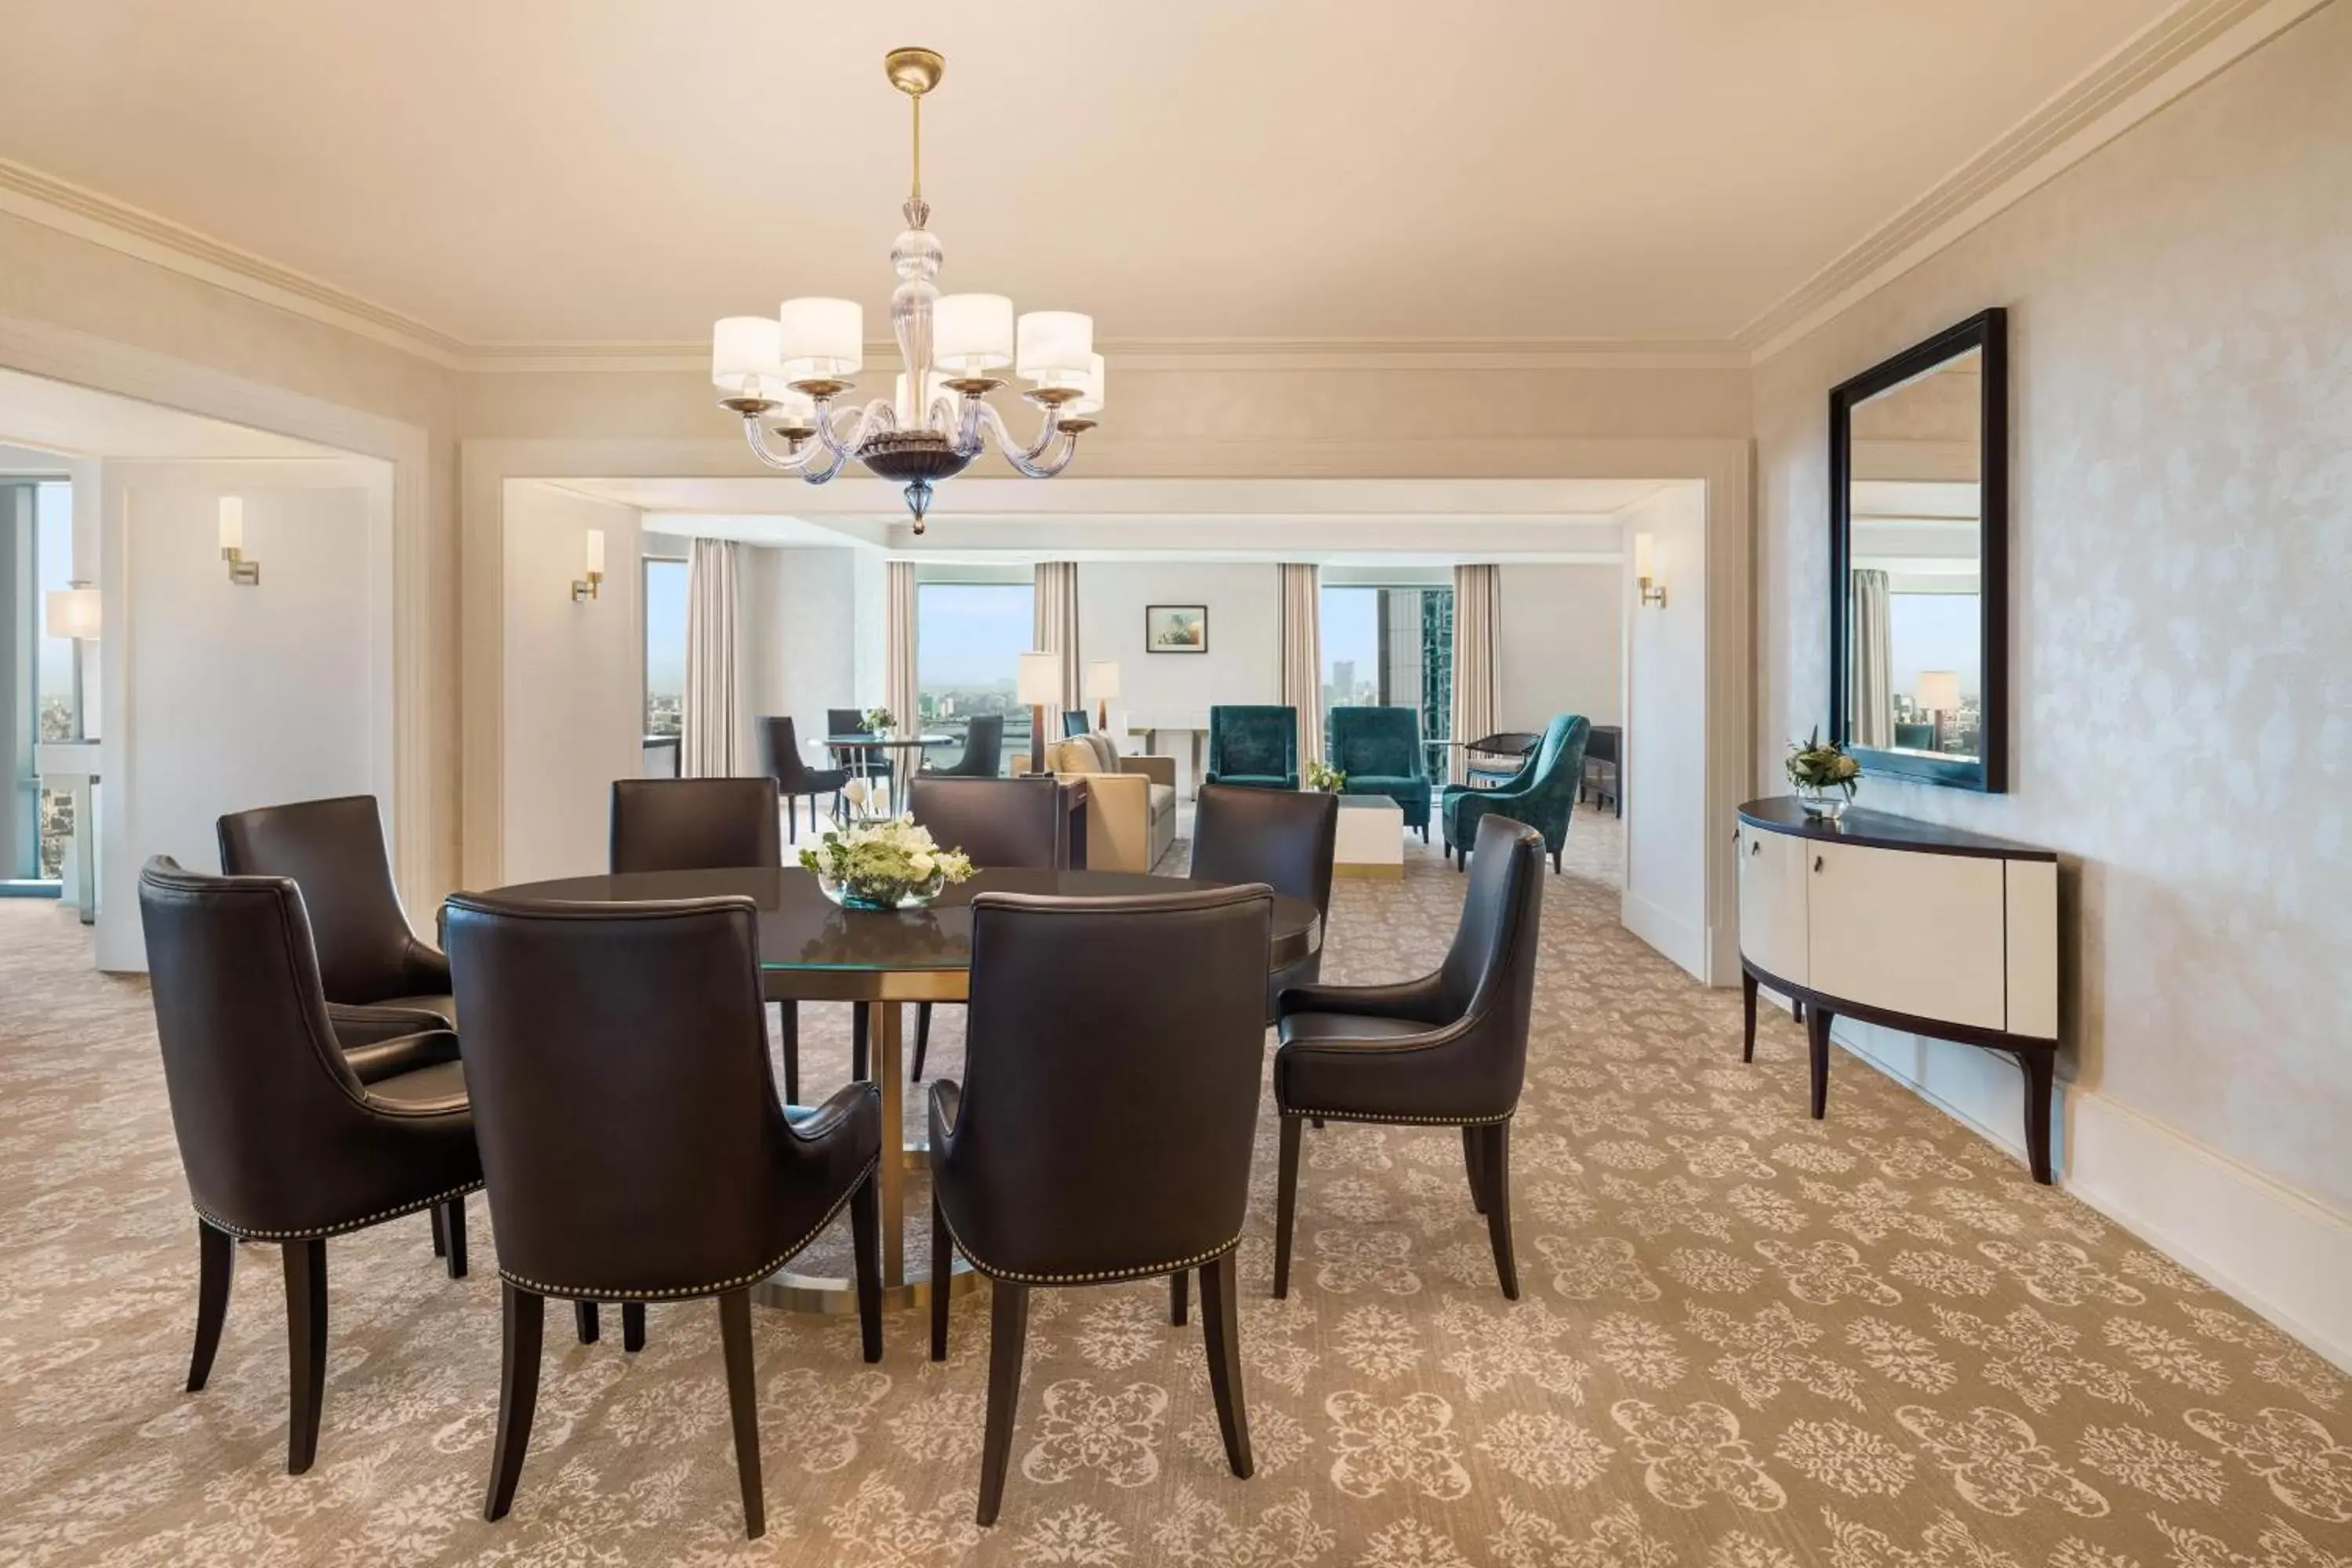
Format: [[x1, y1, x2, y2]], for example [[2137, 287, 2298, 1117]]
[[1828, 307, 2009, 793]]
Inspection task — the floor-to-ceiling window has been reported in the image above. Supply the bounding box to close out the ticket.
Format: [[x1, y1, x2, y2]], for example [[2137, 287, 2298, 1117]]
[[5, 478, 74, 887], [916, 581, 1034, 774], [1320, 581, 1453, 776], [641, 553, 688, 775]]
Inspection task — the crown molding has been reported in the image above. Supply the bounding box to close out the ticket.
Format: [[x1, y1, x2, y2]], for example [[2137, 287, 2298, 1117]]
[[1738, 0, 2332, 360], [455, 336, 1753, 374]]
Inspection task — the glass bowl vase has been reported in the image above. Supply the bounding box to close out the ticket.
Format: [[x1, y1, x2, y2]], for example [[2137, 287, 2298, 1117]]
[[818, 873, 947, 913]]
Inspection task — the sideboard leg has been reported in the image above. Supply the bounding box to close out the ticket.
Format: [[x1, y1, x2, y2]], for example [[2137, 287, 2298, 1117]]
[[1740, 971, 1759, 1063], [1806, 1006, 1834, 1120], [2019, 1049, 2056, 1185]]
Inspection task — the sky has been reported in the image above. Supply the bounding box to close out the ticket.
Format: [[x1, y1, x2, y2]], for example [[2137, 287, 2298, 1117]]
[[36, 482, 74, 698], [1889, 592, 1981, 700], [644, 557, 689, 695], [917, 583, 1033, 689], [1321, 586, 1380, 695]]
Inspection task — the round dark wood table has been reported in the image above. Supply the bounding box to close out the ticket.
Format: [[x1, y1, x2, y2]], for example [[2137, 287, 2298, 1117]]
[[474, 866, 1321, 1312]]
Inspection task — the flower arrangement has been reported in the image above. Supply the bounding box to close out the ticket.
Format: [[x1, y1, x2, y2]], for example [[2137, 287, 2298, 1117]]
[[800, 815, 974, 910], [1304, 759, 1348, 793], [860, 706, 896, 735], [1785, 726, 1862, 818]]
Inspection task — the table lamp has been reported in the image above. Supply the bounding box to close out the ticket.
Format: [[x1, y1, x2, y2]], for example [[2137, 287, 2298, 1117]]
[[1084, 659, 1121, 734], [1916, 670, 1962, 751], [44, 583, 101, 740], [1018, 652, 1059, 775]]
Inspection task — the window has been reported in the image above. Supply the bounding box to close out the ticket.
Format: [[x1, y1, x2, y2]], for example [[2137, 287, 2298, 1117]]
[[5, 479, 74, 886], [33, 483, 73, 880], [916, 582, 1034, 773], [1320, 583, 1453, 775], [642, 555, 688, 739]]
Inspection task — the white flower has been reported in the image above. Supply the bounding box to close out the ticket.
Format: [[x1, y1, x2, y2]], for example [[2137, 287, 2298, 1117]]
[[843, 777, 869, 805], [908, 851, 935, 877]]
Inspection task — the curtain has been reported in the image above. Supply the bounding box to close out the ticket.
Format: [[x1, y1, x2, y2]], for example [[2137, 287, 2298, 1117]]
[[1449, 563, 1501, 784], [886, 560, 919, 736], [1033, 561, 1081, 741], [1279, 563, 1323, 768], [682, 538, 741, 778], [1850, 568, 1893, 749]]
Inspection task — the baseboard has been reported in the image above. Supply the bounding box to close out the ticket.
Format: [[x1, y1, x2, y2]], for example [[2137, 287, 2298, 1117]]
[[1830, 1018, 2352, 1373], [1621, 891, 1706, 982]]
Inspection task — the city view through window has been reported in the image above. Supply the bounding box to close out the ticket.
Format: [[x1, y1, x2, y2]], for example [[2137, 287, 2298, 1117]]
[[916, 583, 1033, 771], [642, 556, 688, 739], [1319, 583, 1452, 775]]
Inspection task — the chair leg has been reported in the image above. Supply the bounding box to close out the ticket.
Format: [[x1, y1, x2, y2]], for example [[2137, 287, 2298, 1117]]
[[851, 1168, 883, 1364], [429, 1203, 447, 1258], [442, 1197, 468, 1279], [187, 1217, 235, 1392], [1169, 1270, 1189, 1327], [1457, 847, 1468, 873], [1479, 1122, 1518, 1300], [281, 1239, 328, 1475], [1273, 1116, 1302, 1299], [622, 1302, 646, 1352], [1552, 847, 1563, 874], [483, 1283, 544, 1522], [776, 1000, 800, 1108], [977, 1279, 1030, 1527], [913, 1003, 933, 1082], [717, 1289, 765, 1539], [851, 1004, 869, 1081], [930, 1193, 953, 1363], [1461, 1124, 1487, 1214], [575, 1301, 600, 1345], [786, 795, 797, 845], [1740, 971, 1759, 1064], [1198, 1251, 1253, 1478]]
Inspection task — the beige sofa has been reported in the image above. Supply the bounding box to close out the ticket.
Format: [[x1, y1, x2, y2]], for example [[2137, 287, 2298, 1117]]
[[1050, 734, 1178, 872]]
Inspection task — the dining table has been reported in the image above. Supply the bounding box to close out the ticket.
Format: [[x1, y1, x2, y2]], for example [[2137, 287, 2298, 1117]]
[[472, 865, 1322, 1313]]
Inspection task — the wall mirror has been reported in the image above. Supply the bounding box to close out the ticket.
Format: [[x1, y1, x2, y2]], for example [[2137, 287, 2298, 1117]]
[[1830, 307, 2008, 792]]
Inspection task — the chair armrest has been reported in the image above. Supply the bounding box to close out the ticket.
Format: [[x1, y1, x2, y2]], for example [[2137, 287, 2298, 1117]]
[[1276, 972, 1452, 1026], [927, 1079, 964, 1161], [329, 1000, 456, 1051], [1118, 753, 1176, 789], [401, 936, 454, 996], [786, 1080, 881, 1144]]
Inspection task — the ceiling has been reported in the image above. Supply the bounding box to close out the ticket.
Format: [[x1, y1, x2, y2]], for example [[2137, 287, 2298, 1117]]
[[0, 1, 2174, 348]]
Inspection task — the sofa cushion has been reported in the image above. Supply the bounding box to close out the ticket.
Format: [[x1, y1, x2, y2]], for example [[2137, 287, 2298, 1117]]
[[1148, 782, 1177, 822]]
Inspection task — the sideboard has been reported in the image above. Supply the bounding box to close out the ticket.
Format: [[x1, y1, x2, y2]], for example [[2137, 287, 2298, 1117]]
[[1734, 797, 2060, 1181]]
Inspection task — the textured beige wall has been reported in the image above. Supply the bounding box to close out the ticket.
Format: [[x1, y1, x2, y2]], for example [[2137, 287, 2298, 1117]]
[[1753, 5, 2352, 1212]]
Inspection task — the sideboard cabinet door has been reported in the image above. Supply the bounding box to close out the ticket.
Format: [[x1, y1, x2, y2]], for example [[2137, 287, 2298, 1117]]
[[1737, 825, 1810, 988], [1805, 842, 2005, 1029]]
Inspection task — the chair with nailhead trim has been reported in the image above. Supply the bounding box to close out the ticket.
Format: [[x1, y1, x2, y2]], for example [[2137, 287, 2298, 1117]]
[[445, 889, 883, 1541], [137, 856, 483, 1477], [927, 881, 1274, 1526], [1270, 813, 1546, 1301]]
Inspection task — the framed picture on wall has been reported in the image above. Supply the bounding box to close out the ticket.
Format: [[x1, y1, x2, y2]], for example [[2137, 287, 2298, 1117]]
[[1145, 604, 1208, 653]]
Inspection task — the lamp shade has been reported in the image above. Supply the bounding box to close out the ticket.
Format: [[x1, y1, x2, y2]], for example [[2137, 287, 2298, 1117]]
[[1015, 311, 1094, 379], [584, 528, 605, 576], [1017, 651, 1060, 705], [779, 296, 864, 376], [934, 293, 1014, 372], [1916, 670, 1962, 712], [1084, 658, 1121, 702], [1039, 353, 1106, 415], [45, 586, 100, 640], [218, 495, 245, 551], [1632, 532, 1657, 582], [711, 315, 785, 394]]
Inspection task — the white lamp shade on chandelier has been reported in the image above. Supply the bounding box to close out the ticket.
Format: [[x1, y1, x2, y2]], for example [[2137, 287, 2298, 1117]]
[[1040, 354, 1106, 416], [45, 586, 100, 640], [1016, 651, 1061, 706], [1015, 311, 1094, 379], [934, 293, 1014, 372], [778, 296, 864, 377]]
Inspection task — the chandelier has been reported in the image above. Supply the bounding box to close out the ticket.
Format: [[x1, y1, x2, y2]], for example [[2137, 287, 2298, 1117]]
[[710, 47, 1102, 533]]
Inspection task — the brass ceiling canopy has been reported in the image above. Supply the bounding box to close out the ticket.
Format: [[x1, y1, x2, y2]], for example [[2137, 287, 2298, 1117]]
[[884, 47, 945, 97]]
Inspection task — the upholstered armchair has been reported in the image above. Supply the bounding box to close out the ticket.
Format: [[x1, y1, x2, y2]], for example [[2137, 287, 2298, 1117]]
[[1205, 705, 1299, 790], [1327, 706, 1431, 840], [1440, 713, 1589, 873], [1048, 734, 1176, 871]]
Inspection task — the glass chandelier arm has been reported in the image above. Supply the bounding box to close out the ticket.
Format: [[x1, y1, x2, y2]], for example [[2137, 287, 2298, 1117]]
[[974, 401, 1078, 478], [812, 397, 896, 463], [740, 416, 827, 474]]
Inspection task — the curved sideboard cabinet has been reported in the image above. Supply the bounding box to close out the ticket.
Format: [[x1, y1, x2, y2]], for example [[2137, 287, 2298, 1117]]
[[1734, 797, 2060, 1182]]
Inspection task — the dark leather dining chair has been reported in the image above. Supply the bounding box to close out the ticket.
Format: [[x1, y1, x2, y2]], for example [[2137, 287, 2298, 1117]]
[[1271, 814, 1545, 1300], [929, 883, 1272, 1526], [755, 716, 850, 841], [445, 891, 884, 1540], [828, 707, 894, 786], [608, 775, 810, 1109], [1192, 782, 1338, 1022], [138, 856, 482, 1475], [900, 774, 1065, 1083], [929, 713, 1004, 779]]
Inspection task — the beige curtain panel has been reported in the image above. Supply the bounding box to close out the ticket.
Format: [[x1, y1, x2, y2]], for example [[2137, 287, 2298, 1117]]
[[1450, 562, 1501, 784], [1279, 563, 1323, 768], [682, 537, 741, 778], [885, 560, 920, 737], [1850, 567, 1893, 749], [1033, 561, 1082, 738]]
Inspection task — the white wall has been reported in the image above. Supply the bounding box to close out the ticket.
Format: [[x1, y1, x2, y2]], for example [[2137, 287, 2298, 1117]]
[[1076, 561, 1281, 744], [499, 482, 641, 885], [98, 459, 392, 970], [738, 544, 861, 769], [1497, 563, 1622, 731], [1621, 484, 1708, 979]]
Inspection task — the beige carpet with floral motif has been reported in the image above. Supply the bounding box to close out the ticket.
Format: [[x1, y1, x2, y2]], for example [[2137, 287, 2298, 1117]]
[[2, 817, 2347, 1567]]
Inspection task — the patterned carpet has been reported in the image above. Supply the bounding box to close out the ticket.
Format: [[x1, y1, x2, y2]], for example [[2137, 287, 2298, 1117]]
[[1, 818, 2346, 1567]]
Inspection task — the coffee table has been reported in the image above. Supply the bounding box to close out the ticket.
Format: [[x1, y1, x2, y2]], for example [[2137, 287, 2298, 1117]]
[[1331, 793, 1406, 880]]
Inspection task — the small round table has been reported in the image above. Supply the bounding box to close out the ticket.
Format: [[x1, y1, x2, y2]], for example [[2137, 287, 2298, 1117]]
[[822, 732, 952, 783], [476, 866, 1321, 1313]]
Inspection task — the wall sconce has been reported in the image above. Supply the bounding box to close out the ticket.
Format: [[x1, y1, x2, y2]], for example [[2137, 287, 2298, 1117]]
[[572, 528, 605, 602], [219, 495, 260, 586], [1633, 532, 1667, 609]]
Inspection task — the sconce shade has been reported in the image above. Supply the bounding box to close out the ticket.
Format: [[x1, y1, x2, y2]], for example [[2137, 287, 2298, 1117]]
[[1017, 651, 1060, 705], [1084, 658, 1121, 702], [45, 586, 100, 640], [1632, 532, 1656, 583], [584, 529, 606, 575], [218, 495, 245, 552], [1916, 670, 1962, 712]]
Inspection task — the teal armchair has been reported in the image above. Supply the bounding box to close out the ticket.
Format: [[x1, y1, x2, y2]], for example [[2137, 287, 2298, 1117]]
[[1441, 713, 1589, 874], [1206, 706, 1299, 790], [1327, 706, 1431, 840]]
